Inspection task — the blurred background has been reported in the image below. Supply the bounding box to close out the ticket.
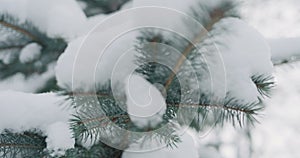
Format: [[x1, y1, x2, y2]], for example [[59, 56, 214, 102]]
[[210, 0, 300, 157]]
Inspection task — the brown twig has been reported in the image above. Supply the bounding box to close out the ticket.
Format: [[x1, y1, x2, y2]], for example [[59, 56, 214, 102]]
[[0, 21, 39, 41], [164, 8, 225, 90], [0, 143, 43, 149], [172, 103, 257, 115], [0, 45, 24, 51]]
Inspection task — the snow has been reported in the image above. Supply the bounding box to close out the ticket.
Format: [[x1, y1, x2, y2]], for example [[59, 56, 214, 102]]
[[83, 14, 109, 33], [122, 130, 198, 158], [83, 0, 133, 32], [46, 122, 75, 156], [121, 0, 133, 10], [208, 18, 273, 103], [130, 0, 273, 103], [0, 62, 56, 93], [56, 0, 202, 91], [19, 43, 42, 63], [125, 74, 166, 128], [55, 34, 136, 91], [55, 37, 82, 91], [56, 18, 137, 91], [0, 0, 87, 40], [0, 91, 74, 154], [133, 0, 197, 12], [0, 51, 15, 65]]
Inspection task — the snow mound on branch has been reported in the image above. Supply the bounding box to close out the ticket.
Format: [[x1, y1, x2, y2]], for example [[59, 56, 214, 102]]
[[133, 0, 230, 13], [133, 0, 197, 12], [55, 1, 140, 91], [210, 18, 273, 103], [56, 26, 137, 91], [19, 43, 42, 63], [0, 63, 56, 93], [83, 0, 133, 33], [46, 122, 75, 156], [0, 0, 87, 39], [125, 74, 166, 128], [0, 91, 75, 154], [132, 0, 273, 103], [0, 51, 15, 65], [122, 131, 198, 158]]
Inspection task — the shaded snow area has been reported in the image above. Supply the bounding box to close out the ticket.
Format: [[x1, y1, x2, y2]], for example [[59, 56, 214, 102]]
[[0, 0, 86, 40], [46, 122, 75, 156], [0, 91, 74, 156], [0, 63, 56, 93], [125, 74, 166, 128], [19, 43, 42, 64]]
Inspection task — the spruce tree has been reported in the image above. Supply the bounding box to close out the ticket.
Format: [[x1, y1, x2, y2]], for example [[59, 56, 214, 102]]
[[0, 0, 298, 157]]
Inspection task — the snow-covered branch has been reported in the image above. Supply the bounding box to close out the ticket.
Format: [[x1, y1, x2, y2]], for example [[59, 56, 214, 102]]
[[0, 91, 74, 156]]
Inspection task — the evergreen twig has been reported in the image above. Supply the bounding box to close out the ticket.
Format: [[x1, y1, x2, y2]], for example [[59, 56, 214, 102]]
[[164, 6, 227, 90], [0, 130, 46, 158]]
